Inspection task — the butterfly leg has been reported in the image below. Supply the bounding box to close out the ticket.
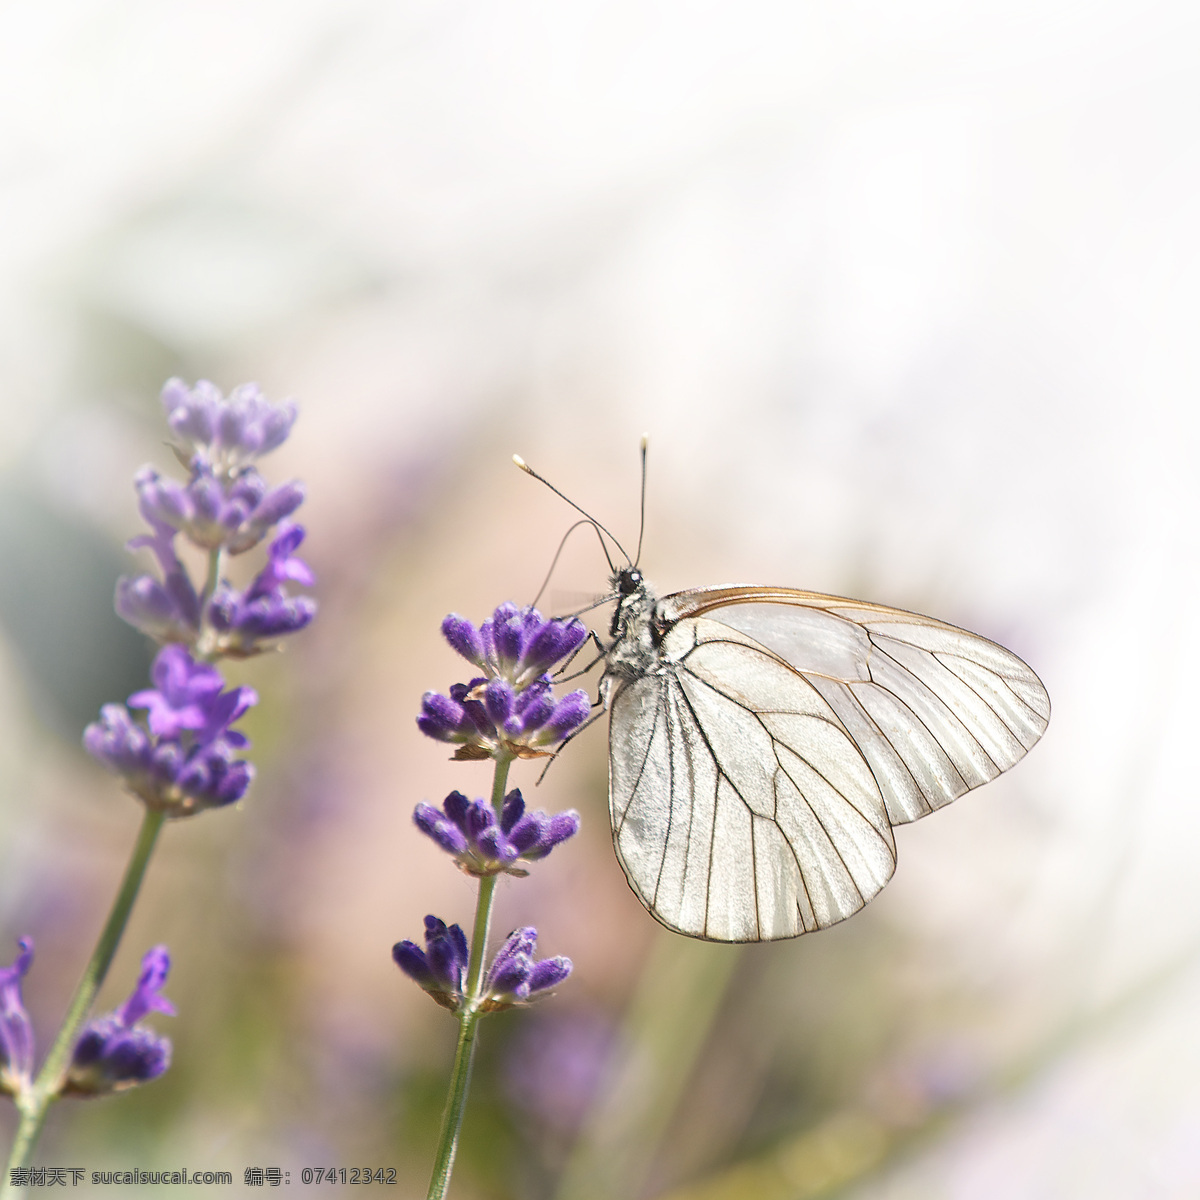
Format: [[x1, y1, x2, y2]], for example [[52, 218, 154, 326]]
[[553, 630, 608, 684], [533, 700, 609, 786]]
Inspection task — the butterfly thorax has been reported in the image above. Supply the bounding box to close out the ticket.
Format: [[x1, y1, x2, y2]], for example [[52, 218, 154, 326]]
[[603, 568, 662, 684]]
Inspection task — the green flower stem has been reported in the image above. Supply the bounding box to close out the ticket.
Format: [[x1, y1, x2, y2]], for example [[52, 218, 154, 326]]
[[2, 807, 167, 1193], [425, 756, 512, 1200], [200, 547, 222, 613], [194, 548, 223, 661]]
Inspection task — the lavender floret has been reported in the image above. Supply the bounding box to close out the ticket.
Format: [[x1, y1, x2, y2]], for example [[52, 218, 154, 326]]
[[66, 947, 174, 1096], [84, 647, 258, 817], [393, 917, 470, 1012], [420, 672, 589, 761], [413, 806, 469, 856], [527, 957, 572, 993], [417, 692, 470, 743], [161, 378, 298, 471], [0, 938, 35, 1097], [440, 604, 587, 693], [413, 789, 579, 877], [118, 521, 202, 644], [127, 646, 224, 738], [115, 575, 198, 644], [228, 481, 307, 554], [483, 928, 572, 1010], [441, 615, 486, 667], [135, 463, 306, 557], [203, 525, 316, 657]]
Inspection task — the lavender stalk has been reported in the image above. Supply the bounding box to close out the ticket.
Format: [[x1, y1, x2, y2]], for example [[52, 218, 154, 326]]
[[424, 761, 507, 1200], [2, 379, 315, 1190], [397, 605, 588, 1198]]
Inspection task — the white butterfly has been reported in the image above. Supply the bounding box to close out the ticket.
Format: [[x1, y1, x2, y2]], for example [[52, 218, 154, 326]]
[[516, 454, 1051, 944], [600, 571, 1049, 942]]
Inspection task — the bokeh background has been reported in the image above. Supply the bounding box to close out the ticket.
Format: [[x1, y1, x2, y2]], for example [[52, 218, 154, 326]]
[[1, 2, 1198, 1197]]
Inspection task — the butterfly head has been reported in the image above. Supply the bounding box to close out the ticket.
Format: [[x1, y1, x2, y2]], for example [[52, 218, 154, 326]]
[[602, 565, 662, 685], [616, 566, 643, 597], [609, 566, 646, 637]]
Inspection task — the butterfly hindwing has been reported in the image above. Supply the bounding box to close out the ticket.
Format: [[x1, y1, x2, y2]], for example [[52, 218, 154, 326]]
[[609, 618, 896, 942]]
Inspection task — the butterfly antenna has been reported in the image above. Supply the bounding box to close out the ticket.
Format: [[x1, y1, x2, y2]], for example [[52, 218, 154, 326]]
[[529, 519, 613, 608], [513, 454, 630, 566], [634, 432, 648, 568]]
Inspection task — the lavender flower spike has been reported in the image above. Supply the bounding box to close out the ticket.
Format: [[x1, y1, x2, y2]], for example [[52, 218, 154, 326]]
[[483, 928, 572, 1012], [414, 789, 579, 877], [0, 938, 35, 1097], [66, 946, 175, 1096]]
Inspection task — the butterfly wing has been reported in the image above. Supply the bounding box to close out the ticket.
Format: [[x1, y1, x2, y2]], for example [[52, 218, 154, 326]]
[[659, 587, 1051, 826], [608, 617, 897, 942]]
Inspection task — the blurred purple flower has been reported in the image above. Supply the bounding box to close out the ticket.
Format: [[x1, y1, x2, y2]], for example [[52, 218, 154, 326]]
[[205, 524, 317, 657], [504, 1009, 614, 1136], [127, 646, 225, 737], [116, 379, 312, 658], [160, 378, 298, 473], [134, 464, 305, 556], [84, 647, 258, 817], [414, 789, 579, 877], [66, 946, 174, 1096], [0, 938, 35, 1097], [117, 518, 202, 645]]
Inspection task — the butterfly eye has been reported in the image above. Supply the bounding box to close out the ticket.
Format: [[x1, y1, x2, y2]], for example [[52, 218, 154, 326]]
[[617, 568, 642, 596]]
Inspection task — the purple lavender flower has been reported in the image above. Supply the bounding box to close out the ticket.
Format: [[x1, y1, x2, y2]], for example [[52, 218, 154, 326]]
[[84, 647, 258, 817], [115, 573, 200, 645], [0, 938, 35, 1097], [482, 928, 571, 1012], [205, 524, 317, 657], [393, 917, 470, 1012], [134, 464, 306, 556], [65, 946, 175, 1096], [419, 604, 591, 761], [117, 518, 203, 645], [414, 789, 580, 877], [443, 604, 588, 691], [116, 378, 311, 656], [128, 646, 225, 737], [160, 378, 298, 473]]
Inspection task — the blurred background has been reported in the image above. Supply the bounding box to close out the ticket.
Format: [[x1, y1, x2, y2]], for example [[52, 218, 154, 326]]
[[0, 2, 1197, 1196]]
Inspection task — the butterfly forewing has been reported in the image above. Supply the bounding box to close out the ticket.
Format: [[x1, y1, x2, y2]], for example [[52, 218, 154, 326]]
[[609, 618, 897, 942], [664, 588, 1050, 828]]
